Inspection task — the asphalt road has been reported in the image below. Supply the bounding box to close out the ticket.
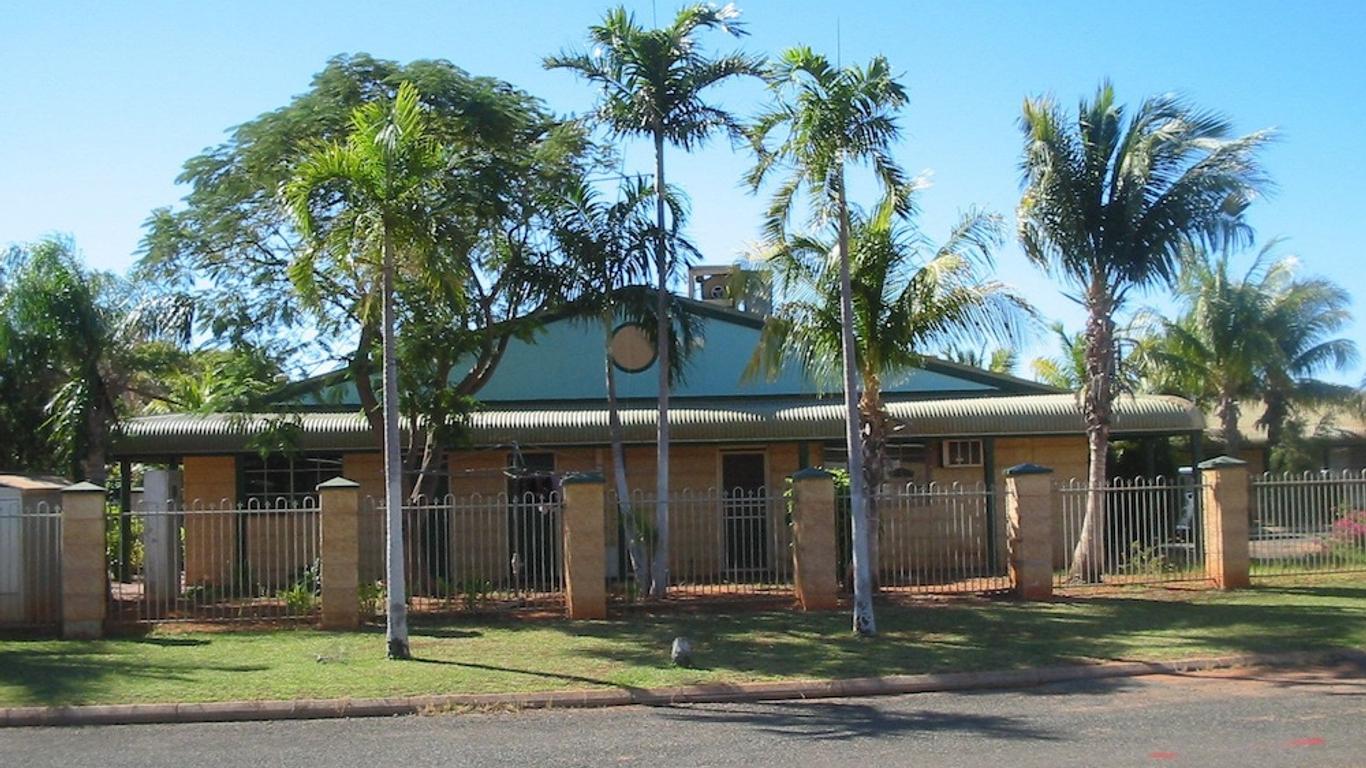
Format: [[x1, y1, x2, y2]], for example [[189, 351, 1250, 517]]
[[3, 663, 1363, 767]]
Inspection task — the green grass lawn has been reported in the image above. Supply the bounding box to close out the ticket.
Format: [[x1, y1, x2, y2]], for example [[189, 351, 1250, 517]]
[[2, 574, 1363, 708]]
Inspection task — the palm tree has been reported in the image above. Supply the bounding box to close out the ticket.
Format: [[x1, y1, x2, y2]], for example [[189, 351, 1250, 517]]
[[1141, 243, 1357, 461], [1030, 322, 1087, 390], [745, 47, 916, 636], [1017, 82, 1270, 581], [1, 237, 192, 483], [554, 177, 670, 594], [1141, 245, 1283, 457], [285, 81, 446, 660], [547, 5, 762, 596], [944, 346, 1019, 375], [749, 198, 1029, 553], [1257, 259, 1358, 460]]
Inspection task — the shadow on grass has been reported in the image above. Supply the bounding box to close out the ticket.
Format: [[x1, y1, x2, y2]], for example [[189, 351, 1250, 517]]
[[0, 639, 270, 706], [658, 700, 1061, 742]]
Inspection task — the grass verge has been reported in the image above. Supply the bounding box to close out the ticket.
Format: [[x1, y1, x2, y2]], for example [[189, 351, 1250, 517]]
[[1, 574, 1361, 707]]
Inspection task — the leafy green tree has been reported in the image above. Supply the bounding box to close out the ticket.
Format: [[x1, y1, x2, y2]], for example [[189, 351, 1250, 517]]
[[286, 81, 446, 660], [547, 5, 761, 596], [139, 54, 591, 502], [1017, 82, 1270, 581], [0, 237, 191, 483], [745, 47, 916, 636]]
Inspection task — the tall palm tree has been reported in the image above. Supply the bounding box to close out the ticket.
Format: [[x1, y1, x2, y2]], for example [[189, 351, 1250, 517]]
[[749, 198, 1029, 543], [1017, 82, 1270, 581], [547, 5, 762, 596], [285, 81, 446, 660], [745, 48, 915, 636]]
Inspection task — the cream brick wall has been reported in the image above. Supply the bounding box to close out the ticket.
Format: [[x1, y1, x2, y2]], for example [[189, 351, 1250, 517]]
[[995, 436, 1088, 568], [181, 456, 237, 587]]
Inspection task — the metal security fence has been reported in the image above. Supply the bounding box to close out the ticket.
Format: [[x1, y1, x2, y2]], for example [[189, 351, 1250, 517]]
[[361, 492, 565, 615], [1251, 470, 1366, 577], [0, 498, 61, 630], [108, 499, 321, 624], [1055, 476, 1206, 587], [862, 483, 1010, 595], [608, 488, 793, 599]]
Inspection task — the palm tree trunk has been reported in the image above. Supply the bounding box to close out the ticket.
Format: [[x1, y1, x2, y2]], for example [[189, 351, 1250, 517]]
[[81, 397, 111, 486], [859, 382, 890, 591], [649, 129, 671, 598], [604, 310, 649, 594], [838, 175, 876, 636], [381, 228, 410, 659], [1217, 396, 1243, 458], [1069, 284, 1114, 583]]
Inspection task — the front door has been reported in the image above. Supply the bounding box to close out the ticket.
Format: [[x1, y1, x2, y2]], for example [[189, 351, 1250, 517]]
[[721, 452, 769, 576]]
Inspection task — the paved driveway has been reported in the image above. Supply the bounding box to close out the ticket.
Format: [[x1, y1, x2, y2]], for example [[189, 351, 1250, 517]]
[[3, 662, 1362, 767]]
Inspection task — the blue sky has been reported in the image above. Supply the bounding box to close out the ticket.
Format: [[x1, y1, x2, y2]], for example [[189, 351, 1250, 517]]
[[3, 0, 1363, 381]]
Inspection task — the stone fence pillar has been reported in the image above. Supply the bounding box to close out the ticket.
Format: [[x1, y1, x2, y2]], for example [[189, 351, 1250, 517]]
[[561, 473, 607, 620], [1004, 464, 1054, 601], [1199, 456, 1251, 589], [61, 482, 107, 639], [317, 477, 361, 629], [790, 468, 838, 610]]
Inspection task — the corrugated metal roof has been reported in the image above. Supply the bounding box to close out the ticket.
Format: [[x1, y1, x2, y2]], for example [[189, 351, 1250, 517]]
[[115, 394, 1204, 456], [1213, 401, 1366, 447]]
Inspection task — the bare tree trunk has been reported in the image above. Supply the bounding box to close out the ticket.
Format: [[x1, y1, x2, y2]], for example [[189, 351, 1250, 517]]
[[649, 129, 671, 598], [838, 176, 876, 636], [604, 311, 649, 594], [1068, 284, 1115, 583], [381, 229, 410, 659]]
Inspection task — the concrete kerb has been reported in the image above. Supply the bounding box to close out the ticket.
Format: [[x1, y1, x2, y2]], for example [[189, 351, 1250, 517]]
[[2, 648, 1361, 727]]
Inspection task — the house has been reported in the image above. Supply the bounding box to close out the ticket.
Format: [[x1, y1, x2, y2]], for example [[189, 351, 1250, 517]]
[[111, 292, 1205, 590], [1212, 403, 1366, 476]]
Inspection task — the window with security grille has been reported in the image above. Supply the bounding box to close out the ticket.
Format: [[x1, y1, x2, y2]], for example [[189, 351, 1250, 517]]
[[941, 439, 984, 468], [239, 454, 342, 507]]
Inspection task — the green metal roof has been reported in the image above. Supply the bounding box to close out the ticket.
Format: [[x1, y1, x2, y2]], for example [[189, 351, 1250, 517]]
[[115, 394, 1204, 456], [275, 296, 1057, 408]]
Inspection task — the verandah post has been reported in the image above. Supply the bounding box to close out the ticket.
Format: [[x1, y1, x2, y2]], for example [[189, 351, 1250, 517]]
[[1199, 456, 1251, 589], [561, 472, 608, 620], [1004, 464, 1054, 601], [790, 468, 839, 610], [60, 482, 107, 639], [317, 477, 362, 629]]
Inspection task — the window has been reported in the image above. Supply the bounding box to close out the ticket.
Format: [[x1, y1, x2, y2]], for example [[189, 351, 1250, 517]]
[[941, 439, 984, 468], [239, 454, 342, 507]]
